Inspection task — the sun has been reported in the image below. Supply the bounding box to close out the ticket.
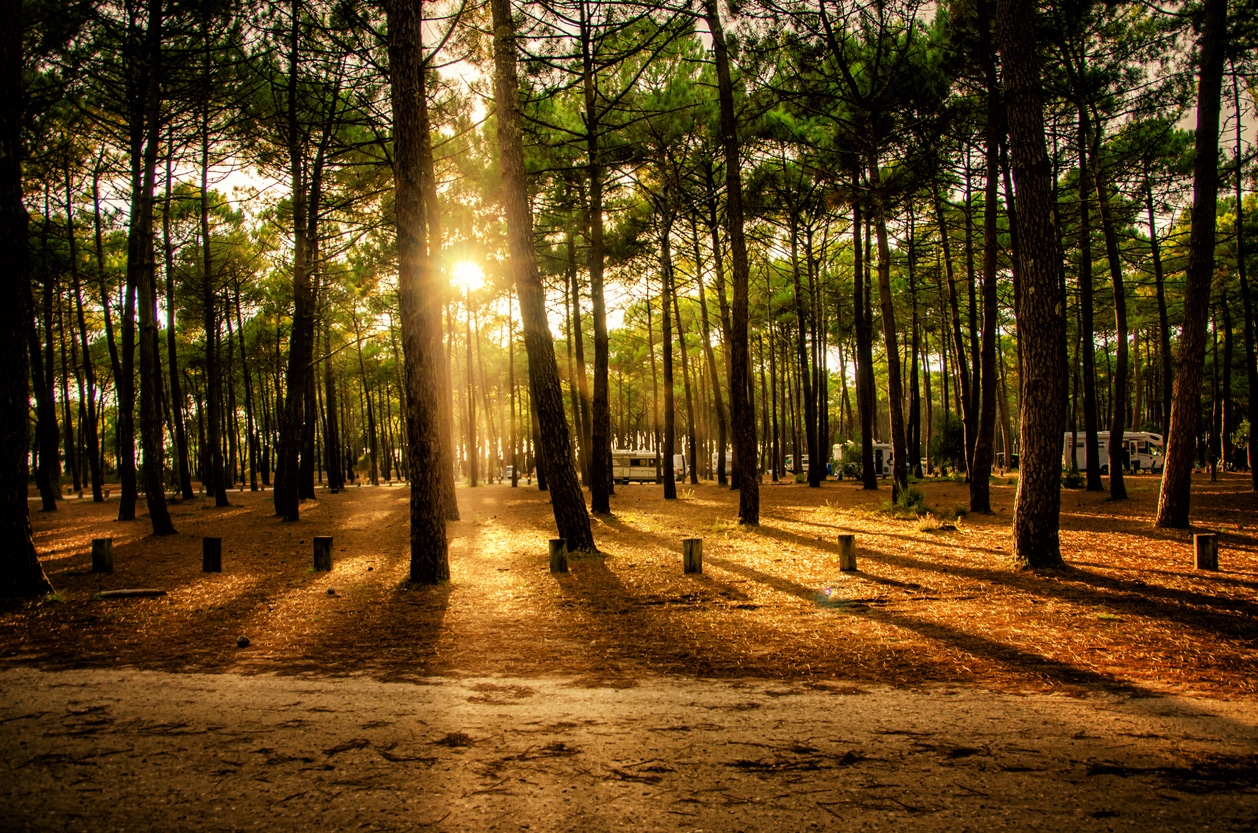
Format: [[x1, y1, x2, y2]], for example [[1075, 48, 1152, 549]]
[[451, 261, 484, 292]]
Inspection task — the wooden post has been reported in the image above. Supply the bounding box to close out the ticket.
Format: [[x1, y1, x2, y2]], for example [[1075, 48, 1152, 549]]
[[683, 538, 703, 574], [1194, 533, 1219, 571], [549, 539, 568, 574], [838, 534, 857, 571], [202, 537, 222, 573], [91, 538, 113, 574], [313, 536, 333, 571]]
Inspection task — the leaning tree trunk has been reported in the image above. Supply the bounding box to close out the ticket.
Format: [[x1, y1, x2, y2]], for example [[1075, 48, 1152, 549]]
[[1156, 0, 1228, 528], [491, 0, 595, 551], [0, 0, 53, 595], [997, 0, 1068, 569]]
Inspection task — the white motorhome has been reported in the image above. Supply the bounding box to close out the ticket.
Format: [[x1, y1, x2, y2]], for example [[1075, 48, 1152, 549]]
[[611, 450, 686, 484], [1063, 431, 1164, 473], [837, 441, 893, 477]]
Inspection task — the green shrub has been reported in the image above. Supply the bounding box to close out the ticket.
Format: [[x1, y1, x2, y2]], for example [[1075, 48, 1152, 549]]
[[896, 486, 928, 515], [1062, 468, 1085, 489]]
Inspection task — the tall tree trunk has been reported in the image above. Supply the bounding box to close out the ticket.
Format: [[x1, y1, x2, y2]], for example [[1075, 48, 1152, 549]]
[[1156, 0, 1228, 528], [0, 0, 53, 594], [1093, 144, 1129, 501], [673, 270, 699, 486], [661, 215, 677, 498], [491, 0, 595, 551], [200, 62, 227, 508], [273, 0, 315, 521], [934, 183, 973, 473], [702, 0, 758, 523], [789, 213, 819, 488], [997, 0, 1068, 569], [579, 2, 613, 514], [692, 218, 727, 485], [128, 0, 174, 535], [1077, 109, 1103, 490], [31, 201, 60, 511], [971, 0, 1001, 513], [385, 0, 449, 583], [872, 182, 909, 497], [1145, 173, 1173, 433], [852, 200, 877, 489], [162, 148, 193, 499], [234, 283, 259, 491], [67, 166, 104, 502], [1231, 65, 1257, 488]]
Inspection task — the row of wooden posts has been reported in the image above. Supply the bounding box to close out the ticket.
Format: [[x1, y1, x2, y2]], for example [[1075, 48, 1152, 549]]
[[547, 532, 861, 574], [89, 535, 336, 574], [85, 531, 1223, 576]]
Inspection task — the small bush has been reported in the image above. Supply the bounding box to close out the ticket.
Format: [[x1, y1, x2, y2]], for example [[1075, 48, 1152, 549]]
[[897, 486, 928, 514], [1062, 468, 1085, 489], [794, 472, 807, 483]]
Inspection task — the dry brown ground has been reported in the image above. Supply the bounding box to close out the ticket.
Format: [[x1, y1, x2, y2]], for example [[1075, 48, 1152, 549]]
[[4, 471, 1256, 696]]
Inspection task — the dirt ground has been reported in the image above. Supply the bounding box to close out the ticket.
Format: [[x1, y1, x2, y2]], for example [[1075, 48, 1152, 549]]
[[3, 473, 1258, 829]]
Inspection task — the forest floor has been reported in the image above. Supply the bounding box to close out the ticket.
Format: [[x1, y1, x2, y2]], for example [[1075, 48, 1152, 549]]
[[2, 472, 1258, 830]]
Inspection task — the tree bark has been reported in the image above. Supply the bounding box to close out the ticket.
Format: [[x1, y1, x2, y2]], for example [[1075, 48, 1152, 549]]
[[0, 0, 53, 595], [971, 0, 1001, 513], [386, 0, 449, 583], [130, 0, 174, 535], [997, 0, 1067, 569], [1156, 0, 1228, 528], [491, 0, 595, 551], [702, 0, 758, 523]]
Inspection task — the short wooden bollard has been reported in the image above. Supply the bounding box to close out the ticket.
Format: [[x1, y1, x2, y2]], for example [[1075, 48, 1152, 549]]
[[838, 534, 857, 571], [549, 539, 568, 574], [202, 537, 222, 573], [1194, 533, 1219, 571], [313, 536, 334, 571], [683, 538, 703, 574], [91, 538, 113, 574]]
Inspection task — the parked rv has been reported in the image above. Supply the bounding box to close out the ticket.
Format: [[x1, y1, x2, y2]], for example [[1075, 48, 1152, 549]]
[[611, 450, 686, 484], [1062, 431, 1164, 473]]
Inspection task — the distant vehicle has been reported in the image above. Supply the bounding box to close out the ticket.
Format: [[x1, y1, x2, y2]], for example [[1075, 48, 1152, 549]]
[[1062, 431, 1164, 473], [783, 453, 810, 471], [838, 441, 893, 478], [710, 448, 733, 475], [611, 450, 686, 484]]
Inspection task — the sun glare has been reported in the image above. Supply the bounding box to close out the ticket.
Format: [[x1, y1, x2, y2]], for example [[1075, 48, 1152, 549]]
[[451, 261, 484, 292]]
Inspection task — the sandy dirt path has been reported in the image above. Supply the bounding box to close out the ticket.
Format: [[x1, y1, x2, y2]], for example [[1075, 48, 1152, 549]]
[[3, 666, 1257, 832]]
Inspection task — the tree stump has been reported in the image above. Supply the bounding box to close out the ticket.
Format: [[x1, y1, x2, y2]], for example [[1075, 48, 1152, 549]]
[[91, 538, 113, 574], [549, 539, 568, 574], [202, 537, 222, 573], [313, 536, 334, 572], [838, 534, 857, 571], [1194, 533, 1219, 571], [683, 538, 703, 574]]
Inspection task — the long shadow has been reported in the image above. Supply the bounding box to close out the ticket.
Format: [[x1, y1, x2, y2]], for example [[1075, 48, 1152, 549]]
[[752, 522, 1258, 636], [704, 555, 1146, 695]]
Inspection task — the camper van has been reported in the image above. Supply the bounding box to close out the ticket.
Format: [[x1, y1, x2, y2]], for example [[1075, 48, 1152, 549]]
[[837, 441, 894, 478], [1062, 431, 1164, 473], [611, 450, 686, 484]]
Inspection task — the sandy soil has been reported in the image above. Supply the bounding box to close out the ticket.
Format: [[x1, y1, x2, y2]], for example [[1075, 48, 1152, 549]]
[[3, 667, 1257, 831], [3, 473, 1257, 828]]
